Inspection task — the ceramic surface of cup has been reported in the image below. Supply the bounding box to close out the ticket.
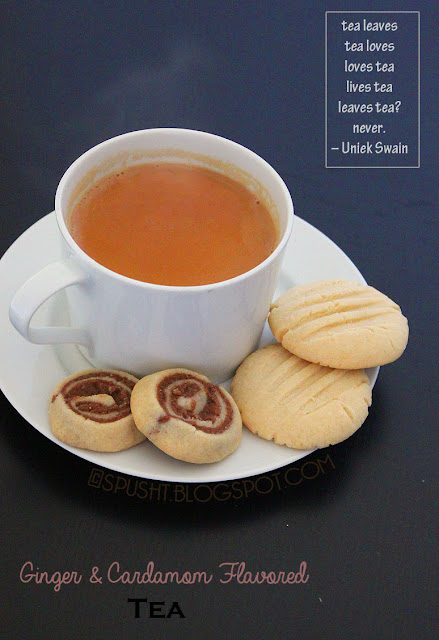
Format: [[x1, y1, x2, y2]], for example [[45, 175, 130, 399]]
[[10, 129, 294, 381]]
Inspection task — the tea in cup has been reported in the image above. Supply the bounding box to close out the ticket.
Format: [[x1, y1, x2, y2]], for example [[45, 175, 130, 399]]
[[10, 128, 294, 381]]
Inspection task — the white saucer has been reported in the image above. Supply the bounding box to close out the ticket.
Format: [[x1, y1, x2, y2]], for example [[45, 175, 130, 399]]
[[0, 213, 378, 483]]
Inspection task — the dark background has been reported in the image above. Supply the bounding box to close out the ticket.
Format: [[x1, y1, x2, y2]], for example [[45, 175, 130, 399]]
[[1, 2, 437, 639]]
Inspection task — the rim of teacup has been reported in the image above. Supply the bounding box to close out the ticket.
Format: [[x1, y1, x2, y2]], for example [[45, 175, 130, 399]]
[[55, 128, 294, 292]]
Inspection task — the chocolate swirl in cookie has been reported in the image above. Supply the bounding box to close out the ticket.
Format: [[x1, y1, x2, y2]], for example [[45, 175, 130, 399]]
[[156, 372, 233, 434], [52, 371, 136, 423]]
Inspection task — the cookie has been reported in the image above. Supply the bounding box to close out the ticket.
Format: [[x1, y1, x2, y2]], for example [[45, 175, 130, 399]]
[[49, 369, 145, 452], [131, 368, 242, 463], [231, 344, 371, 449], [268, 280, 409, 369]]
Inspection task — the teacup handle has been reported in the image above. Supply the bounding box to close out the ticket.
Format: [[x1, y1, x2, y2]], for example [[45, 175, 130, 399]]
[[9, 258, 92, 346]]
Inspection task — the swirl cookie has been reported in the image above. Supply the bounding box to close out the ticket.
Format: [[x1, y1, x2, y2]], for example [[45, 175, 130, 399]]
[[231, 344, 371, 449], [131, 369, 242, 463], [268, 280, 409, 369], [49, 369, 145, 452]]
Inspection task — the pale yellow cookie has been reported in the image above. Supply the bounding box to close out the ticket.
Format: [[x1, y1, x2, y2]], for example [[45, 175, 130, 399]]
[[131, 368, 242, 464], [231, 344, 371, 449], [268, 279, 409, 369], [49, 369, 145, 452]]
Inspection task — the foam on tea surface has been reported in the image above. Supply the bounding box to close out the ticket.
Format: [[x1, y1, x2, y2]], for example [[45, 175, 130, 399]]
[[69, 162, 277, 286]]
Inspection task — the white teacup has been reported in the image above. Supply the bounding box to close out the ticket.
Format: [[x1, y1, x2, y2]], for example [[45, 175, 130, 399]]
[[9, 129, 294, 381]]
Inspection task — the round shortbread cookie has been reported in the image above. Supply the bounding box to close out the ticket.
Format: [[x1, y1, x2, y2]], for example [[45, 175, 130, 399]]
[[268, 280, 409, 369], [231, 344, 371, 449], [49, 369, 145, 452], [131, 368, 242, 464]]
